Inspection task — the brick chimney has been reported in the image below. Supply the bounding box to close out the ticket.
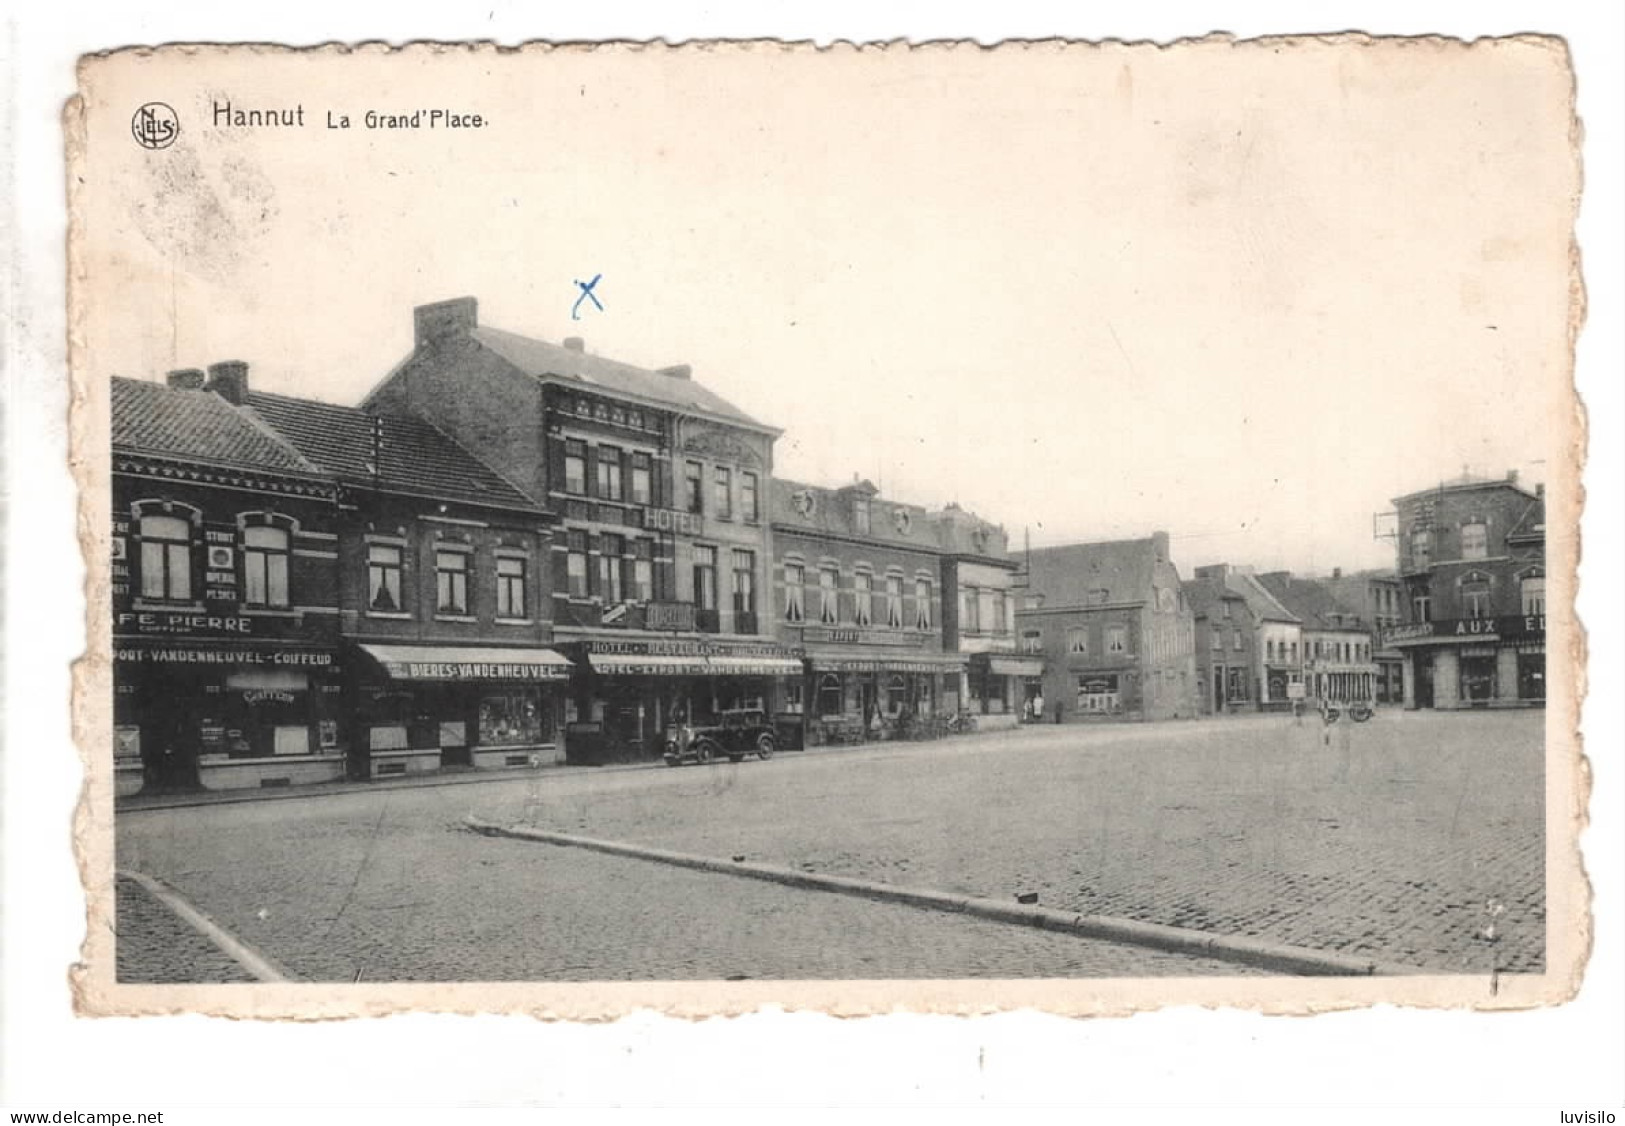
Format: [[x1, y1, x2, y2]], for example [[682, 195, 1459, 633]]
[[658, 364, 692, 380], [563, 337, 585, 352], [1151, 530, 1170, 563], [166, 368, 206, 391], [1332, 566, 1342, 579], [204, 361, 250, 405], [1507, 468, 1520, 484], [413, 297, 478, 349]]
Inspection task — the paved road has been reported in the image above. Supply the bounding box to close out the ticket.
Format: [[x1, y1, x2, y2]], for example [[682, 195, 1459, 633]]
[[115, 709, 1543, 980], [116, 802, 1256, 982]]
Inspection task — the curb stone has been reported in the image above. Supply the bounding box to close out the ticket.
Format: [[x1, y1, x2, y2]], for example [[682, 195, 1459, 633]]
[[465, 817, 1435, 977]]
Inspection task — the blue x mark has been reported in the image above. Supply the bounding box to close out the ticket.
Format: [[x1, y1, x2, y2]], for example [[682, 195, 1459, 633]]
[[571, 274, 604, 321]]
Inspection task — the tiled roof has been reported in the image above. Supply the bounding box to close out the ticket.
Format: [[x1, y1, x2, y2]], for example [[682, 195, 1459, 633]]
[[1255, 573, 1364, 631], [769, 477, 940, 552], [471, 326, 771, 432], [111, 377, 319, 475], [245, 391, 539, 511], [1022, 538, 1156, 608], [1181, 576, 1244, 619], [1226, 570, 1300, 624]]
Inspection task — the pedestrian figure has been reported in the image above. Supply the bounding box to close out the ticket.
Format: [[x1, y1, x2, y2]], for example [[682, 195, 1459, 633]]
[[1032, 692, 1045, 725]]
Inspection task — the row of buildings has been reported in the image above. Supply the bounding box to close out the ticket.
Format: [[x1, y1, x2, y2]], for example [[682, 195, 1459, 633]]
[[110, 297, 1546, 794]]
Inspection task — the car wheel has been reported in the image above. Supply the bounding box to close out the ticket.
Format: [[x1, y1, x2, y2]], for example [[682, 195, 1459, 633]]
[[695, 741, 713, 765], [756, 734, 775, 760]]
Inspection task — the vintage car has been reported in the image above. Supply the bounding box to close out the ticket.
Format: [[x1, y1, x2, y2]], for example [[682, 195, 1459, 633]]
[[662, 708, 777, 766]]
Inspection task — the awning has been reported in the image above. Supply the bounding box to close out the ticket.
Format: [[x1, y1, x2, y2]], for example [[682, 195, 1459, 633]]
[[588, 654, 804, 677], [705, 656, 806, 677], [983, 655, 1046, 677], [358, 643, 572, 681], [589, 653, 710, 676]]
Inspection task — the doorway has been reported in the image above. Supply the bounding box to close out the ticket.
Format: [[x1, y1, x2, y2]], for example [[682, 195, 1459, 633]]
[[1414, 655, 1435, 709]]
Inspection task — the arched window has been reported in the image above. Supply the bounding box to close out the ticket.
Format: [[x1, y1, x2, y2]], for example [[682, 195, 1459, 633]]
[[139, 514, 193, 601], [242, 524, 291, 607], [1520, 571, 1545, 616], [818, 673, 843, 717]]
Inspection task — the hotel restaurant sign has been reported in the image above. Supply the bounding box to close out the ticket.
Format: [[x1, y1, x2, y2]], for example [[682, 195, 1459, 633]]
[[1383, 615, 1546, 647]]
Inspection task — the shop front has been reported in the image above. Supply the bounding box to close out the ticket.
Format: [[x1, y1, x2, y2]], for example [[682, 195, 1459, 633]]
[[968, 652, 1046, 728], [794, 652, 966, 745], [113, 640, 345, 794], [348, 643, 572, 778], [563, 638, 803, 763], [1385, 615, 1546, 710]]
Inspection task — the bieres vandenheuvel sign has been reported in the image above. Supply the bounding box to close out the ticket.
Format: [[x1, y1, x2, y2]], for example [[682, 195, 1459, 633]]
[[1383, 615, 1546, 646]]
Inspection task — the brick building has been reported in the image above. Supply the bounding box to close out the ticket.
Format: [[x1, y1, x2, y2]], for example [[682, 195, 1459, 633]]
[[935, 504, 1040, 727], [111, 369, 344, 795], [246, 388, 571, 780], [1382, 472, 1546, 709], [1182, 571, 1257, 715], [770, 478, 964, 744], [1016, 533, 1197, 722], [1255, 572, 1379, 707], [363, 298, 800, 761]]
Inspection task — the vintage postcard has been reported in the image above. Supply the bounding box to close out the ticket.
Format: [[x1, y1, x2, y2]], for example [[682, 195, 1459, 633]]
[[68, 37, 1586, 1019]]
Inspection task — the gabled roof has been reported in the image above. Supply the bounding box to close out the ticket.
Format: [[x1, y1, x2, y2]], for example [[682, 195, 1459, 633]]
[[1181, 576, 1246, 619], [245, 391, 540, 512], [470, 326, 773, 433], [111, 377, 319, 476], [1022, 538, 1157, 608], [1255, 573, 1366, 632], [1225, 569, 1300, 625]]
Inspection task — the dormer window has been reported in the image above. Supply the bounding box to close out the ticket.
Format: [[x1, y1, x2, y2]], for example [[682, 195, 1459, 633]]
[[853, 497, 870, 535]]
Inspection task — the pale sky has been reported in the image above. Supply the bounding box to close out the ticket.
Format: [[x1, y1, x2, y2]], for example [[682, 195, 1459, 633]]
[[81, 40, 1575, 577]]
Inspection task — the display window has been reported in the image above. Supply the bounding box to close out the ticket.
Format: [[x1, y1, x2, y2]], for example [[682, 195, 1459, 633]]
[[479, 688, 551, 746]]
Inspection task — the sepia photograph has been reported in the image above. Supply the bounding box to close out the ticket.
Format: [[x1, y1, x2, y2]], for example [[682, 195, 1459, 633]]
[[68, 36, 1584, 1021]]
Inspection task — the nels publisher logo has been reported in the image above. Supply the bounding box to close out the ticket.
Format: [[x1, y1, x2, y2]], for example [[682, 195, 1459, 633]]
[[131, 101, 179, 150]]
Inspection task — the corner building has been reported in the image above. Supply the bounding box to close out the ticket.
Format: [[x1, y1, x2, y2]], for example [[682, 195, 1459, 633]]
[[1383, 472, 1546, 709], [365, 298, 799, 761]]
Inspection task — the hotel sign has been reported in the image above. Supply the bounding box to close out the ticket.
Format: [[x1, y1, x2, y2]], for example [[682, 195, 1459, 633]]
[[584, 639, 796, 659], [1383, 616, 1546, 646], [799, 627, 926, 648], [637, 506, 703, 537]]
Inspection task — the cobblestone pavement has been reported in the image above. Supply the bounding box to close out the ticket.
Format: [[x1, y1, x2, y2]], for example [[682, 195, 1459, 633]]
[[115, 709, 1544, 979], [116, 808, 1258, 981], [485, 709, 1545, 974], [116, 876, 256, 983]]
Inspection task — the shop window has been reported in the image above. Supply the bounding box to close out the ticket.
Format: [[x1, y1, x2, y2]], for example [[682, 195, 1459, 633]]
[[599, 533, 626, 603], [915, 578, 933, 629], [713, 466, 732, 520], [741, 471, 759, 523], [783, 681, 805, 715], [367, 543, 404, 612], [1521, 574, 1545, 616], [596, 446, 624, 501], [436, 550, 470, 614], [1068, 628, 1089, 655], [630, 453, 653, 506], [1461, 574, 1491, 619], [819, 566, 839, 624], [1461, 521, 1488, 560], [478, 689, 548, 747], [784, 563, 806, 622], [885, 674, 907, 716], [496, 555, 527, 618], [853, 571, 873, 626], [632, 539, 654, 602], [818, 673, 844, 717], [684, 460, 704, 515], [732, 549, 757, 626], [1106, 624, 1128, 654], [564, 440, 587, 495], [139, 513, 194, 601], [242, 524, 290, 608]]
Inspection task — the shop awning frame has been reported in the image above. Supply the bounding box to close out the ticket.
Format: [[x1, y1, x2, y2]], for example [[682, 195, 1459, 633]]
[[588, 654, 804, 677], [356, 643, 573, 681]]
